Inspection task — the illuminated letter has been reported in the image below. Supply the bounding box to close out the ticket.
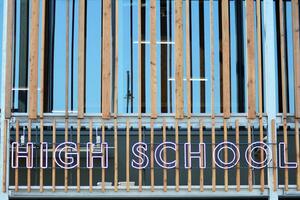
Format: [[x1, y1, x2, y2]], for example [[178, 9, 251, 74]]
[[245, 141, 272, 169], [213, 142, 240, 169], [54, 142, 78, 169], [11, 142, 33, 168], [155, 142, 176, 169], [279, 142, 297, 168], [86, 142, 108, 168], [40, 142, 48, 168], [184, 143, 206, 168], [131, 142, 149, 169]]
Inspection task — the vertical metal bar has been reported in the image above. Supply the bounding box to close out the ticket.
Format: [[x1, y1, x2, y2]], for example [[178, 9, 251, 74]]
[[236, 120, 240, 192], [52, 120, 56, 192], [65, 0, 70, 118], [15, 120, 19, 192], [175, 0, 184, 119], [246, 0, 256, 119], [28, 0, 39, 119], [221, 0, 230, 118], [224, 119, 228, 191], [27, 120, 31, 192], [40, 119, 44, 192], [186, 0, 191, 118], [199, 121, 204, 192], [114, 119, 118, 192], [150, 0, 157, 118], [102, 124, 106, 192], [247, 122, 253, 191], [187, 119, 191, 192], [64, 120, 68, 192], [150, 119, 155, 191], [114, 0, 119, 117], [40, 0, 46, 118], [78, 0, 86, 119], [175, 120, 179, 192], [126, 120, 130, 192], [295, 119, 300, 190], [163, 119, 167, 192], [89, 120, 93, 192], [77, 119, 81, 192], [102, 0, 112, 119]]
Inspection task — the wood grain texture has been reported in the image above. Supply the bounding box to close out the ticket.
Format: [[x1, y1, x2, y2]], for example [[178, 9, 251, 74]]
[[77, 119, 81, 192], [15, 121, 19, 192], [2, 120, 8, 192], [52, 120, 56, 192], [236, 120, 240, 192], [272, 119, 277, 191], [40, 0, 46, 118], [114, 119, 118, 191], [246, 0, 256, 119], [64, 120, 68, 192], [175, 0, 184, 119], [102, 0, 112, 119], [163, 119, 167, 192], [27, 120, 32, 192], [40, 120, 44, 192], [89, 120, 93, 192], [114, 0, 119, 117], [175, 120, 179, 191], [150, 0, 157, 118], [102, 124, 106, 192], [283, 119, 289, 191], [150, 119, 155, 191], [29, 0, 40, 119], [199, 121, 204, 192], [187, 119, 191, 192], [212, 119, 216, 192], [257, 0, 263, 118], [295, 120, 300, 190], [138, 119, 142, 192], [224, 120, 228, 191], [247, 122, 253, 191]]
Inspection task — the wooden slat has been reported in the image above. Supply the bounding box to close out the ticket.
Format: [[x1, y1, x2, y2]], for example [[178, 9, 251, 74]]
[[89, 120, 93, 192], [246, 0, 256, 119], [272, 119, 277, 191], [2, 120, 8, 192], [138, 0, 142, 117], [28, 0, 40, 119], [40, 119, 44, 192], [150, 119, 155, 191], [77, 119, 81, 192], [259, 118, 264, 192], [295, 119, 300, 190], [78, 0, 86, 119], [212, 119, 216, 192], [52, 120, 56, 192], [175, 120, 179, 192], [4, 0, 14, 118], [150, 0, 157, 118], [40, 0, 46, 118], [186, 0, 191, 118], [102, 124, 106, 192], [114, 0, 119, 117], [126, 120, 130, 192], [236, 120, 240, 192], [138, 119, 142, 192], [283, 119, 289, 191], [224, 120, 228, 191], [64, 120, 68, 192], [65, 0, 70, 118], [221, 0, 230, 119], [175, 0, 184, 119], [163, 119, 167, 192], [27, 120, 32, 192], [102, 0, 112, 119], [15, 121, 19, 192], [187, 119, 191, 192], [247, 122, 253, 191], [199, 121, 204, 192], [292, 0, 300, 119], [114, 119, 118, 192]]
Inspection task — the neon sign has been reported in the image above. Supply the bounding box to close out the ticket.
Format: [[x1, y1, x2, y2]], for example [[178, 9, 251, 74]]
[[11, 141, 297, 169]]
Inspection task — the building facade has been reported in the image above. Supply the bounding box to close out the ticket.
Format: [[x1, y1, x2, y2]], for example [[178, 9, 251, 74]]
[[0, 0, 300, 199]]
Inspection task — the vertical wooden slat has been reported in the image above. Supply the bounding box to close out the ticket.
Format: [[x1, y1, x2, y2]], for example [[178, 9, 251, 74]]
[[40, 0, 46, 118], [186, 0, 191, 118], [150, 119, 155, 192], [292, 0, 300, 119], [283, 119, 289, 191], [199, 121, 204, 192], [27, 120, 31, 192], [187, 119, 191, 192], [77, 119, 81, 192], [4, 0, 14, 118], [78, 0, 86, 119], [64, 120, 68, 192], [247, 122, 253, 191], [126, 120, 130, 192], [259, 117, 264, 192], [114, 0, 119, 117], [221, 0, 230, 118], [175, 0, 184, 119], [138, 119, 142, 192], [102, 124, 106, 192], [175, 120, 179, 192], [114, 119, 118, 192], [65, 0, 70, 118], [89, 120, 93, 192], [102, 0, 112, 119], [272, 119, 277, 191], [52, 120, 56, 192], [15, 120, 19, 192], [29, 0, 39, 119], [236, 120, 240, 192], [224, 120, 228, 191], [246, 0, 256, 119], [150, 0, 157, 118], [163, 119, 167, 192], [2, 120, 8, 192], [212, 119, 216, 192], [138, 0, 142, 117], [40, 119, 44, 192], [295, 120, 300, 190]]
